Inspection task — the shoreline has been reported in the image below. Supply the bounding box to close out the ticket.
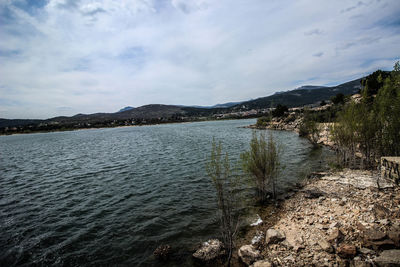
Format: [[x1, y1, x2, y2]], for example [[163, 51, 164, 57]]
[[232, 121, 400, 266], [0, 117, 257, 137], [235, 168, 399, 266]]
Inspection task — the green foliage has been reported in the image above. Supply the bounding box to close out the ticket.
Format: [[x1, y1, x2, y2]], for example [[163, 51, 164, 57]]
[[299, 111, 320, 146], [206, 140, 240, 264], [331, 93, 345, 105], [373, 64, 400, 156], [320, 100, 327, 106], [272, 104, 288, 117], [256, 116, 271, 127], [332, 61, 400, 168], [241, 131, 281, 203], [361, 70, 391, 97]]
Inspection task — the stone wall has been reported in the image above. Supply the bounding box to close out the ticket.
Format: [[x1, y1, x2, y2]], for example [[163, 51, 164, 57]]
[[381, 157, 400, 184]]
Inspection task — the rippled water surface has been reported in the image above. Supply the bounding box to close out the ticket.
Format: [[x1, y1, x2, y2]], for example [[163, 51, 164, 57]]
[[0, 119, 332, 266]]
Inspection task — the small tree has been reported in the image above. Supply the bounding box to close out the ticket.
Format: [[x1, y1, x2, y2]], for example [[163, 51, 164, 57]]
[[299, 110, 321, 147], [206, 140, 240, 265], [241, 131, 281, 203], [272, 104, 288, 117], [331, 93, 345, 105]]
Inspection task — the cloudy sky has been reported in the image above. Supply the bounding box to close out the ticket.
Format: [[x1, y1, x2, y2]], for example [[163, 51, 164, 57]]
[[1, 0, 400, 119]]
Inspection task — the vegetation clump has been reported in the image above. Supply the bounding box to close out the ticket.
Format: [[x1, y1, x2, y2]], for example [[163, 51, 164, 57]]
[[331, 93, 345, 105], [206, 140, 241, 265], [272, 104, 288, 117], [256, 116, 271, 127], [332, 61, 400, 168], [299, 114, 321, 147], [241, 131, 281, 203]]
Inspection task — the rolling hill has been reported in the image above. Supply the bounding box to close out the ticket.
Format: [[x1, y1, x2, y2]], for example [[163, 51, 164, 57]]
[[0, 77, 363, 130]]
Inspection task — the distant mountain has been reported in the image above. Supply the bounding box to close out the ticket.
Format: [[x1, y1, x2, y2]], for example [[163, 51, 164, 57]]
[[274, 85, 328, 95], [46, 104, 185, 124], [296, 85, 328, 90], [0, 77, 364, 129], [118, 106, 134, 113], [211, 101, 244, 108], [186, 101, 244, 109], [232, 78, 361, 110]]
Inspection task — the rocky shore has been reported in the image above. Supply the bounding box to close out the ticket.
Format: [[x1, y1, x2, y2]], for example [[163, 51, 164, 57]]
[[234, 169, 400, 266]]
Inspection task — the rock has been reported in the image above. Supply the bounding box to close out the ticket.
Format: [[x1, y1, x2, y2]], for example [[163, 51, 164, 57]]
[[373, 204, 390, 219], [364, 229, 387, 241], [388, 231, 400, 247], [363, 229, 396, 249], [337, 244, 357, 259], [378, 219, 390, 226], [153, 244, 171, 260], [238, 245, 262, 266], [193, 239, 224, 261], [284, 229, 304, 251], [359, 247, 375, 255], [368, 239, 396, 250], [251, 231, 264, 247], [318, 238, 334, 253], [250, 214, 263, 226], [265, 228, 285, 245], [303, 189, 325, 199], [327, 228, 344, 245], [357, 222, 367, 231], [374, 249, 400, 266], [351, 259, 371, 267], [250, 260, 272, 267]]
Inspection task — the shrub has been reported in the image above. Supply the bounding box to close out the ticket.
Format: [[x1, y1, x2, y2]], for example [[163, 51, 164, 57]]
[[272, 104, 288, 117], [256, 116, 271, 127], [241, 131, 281, 203], [331, 93, 345, 105], [206, 140, 240, 264]]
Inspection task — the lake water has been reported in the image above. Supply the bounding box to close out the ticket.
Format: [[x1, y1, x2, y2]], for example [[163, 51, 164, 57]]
[[0, 119, 333, 266]]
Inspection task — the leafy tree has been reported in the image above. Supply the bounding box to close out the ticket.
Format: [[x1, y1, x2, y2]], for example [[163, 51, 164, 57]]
[[332, 61, 400, 168], [206, 140, 240, 265], [299, 115, 321, 147], [361, 70, 390, 97], [373, 62, 400, 157], [241, 131, 281, 203], [272, 104, 288, 117], [331, 93, 345, 105]]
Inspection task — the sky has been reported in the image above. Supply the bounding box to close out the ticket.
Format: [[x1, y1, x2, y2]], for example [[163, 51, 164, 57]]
[[1, 0, 400, 119]]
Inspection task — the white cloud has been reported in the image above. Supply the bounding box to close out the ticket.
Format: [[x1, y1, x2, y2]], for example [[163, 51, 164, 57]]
[[0, 0, 400, 118]]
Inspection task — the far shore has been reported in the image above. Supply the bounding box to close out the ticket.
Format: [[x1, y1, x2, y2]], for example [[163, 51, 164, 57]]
[[0, 117, 257, 137]]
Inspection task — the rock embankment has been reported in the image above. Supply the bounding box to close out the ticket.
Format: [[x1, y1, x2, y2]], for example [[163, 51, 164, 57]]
[[238, 169, 400, 266]]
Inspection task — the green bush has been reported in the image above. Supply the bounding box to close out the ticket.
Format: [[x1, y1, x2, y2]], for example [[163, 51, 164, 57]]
[[256, 116, 271, 127], [241, 131, 281, 202], [272, 104, 288, 117], [206, 140, 240, 264]]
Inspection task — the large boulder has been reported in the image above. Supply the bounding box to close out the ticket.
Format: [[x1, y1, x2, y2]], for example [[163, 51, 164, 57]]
[[193, 239, 224, 261], [265, 229, 285, 245], [238, 245, 262, 266], [374, 249, 400, 266]]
